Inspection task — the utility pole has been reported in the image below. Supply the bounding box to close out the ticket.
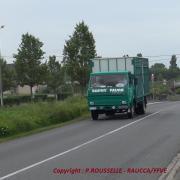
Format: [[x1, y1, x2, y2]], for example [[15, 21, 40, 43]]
[[0, 25, 5, 107]]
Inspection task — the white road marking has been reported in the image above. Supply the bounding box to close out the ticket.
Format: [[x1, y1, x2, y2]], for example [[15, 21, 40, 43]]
[[0, 110, 162, 180]]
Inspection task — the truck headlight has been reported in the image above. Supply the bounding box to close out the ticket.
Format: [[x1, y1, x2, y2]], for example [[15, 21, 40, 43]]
[[122, 101, 127, 105]]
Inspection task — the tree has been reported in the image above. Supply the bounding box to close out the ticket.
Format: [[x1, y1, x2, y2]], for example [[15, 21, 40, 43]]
[[14, 33, 45, 98], [167, 55, 180, 79], [0, 57, 16, 91], [47, 55, 63, 99], [170, 55, 177, 69], [63, 21, 96, 94], [150, 63, 167, 81]]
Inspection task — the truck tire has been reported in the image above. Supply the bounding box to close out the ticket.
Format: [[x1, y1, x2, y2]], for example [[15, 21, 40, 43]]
[[135, 106, 140, 114], [139, 101, 146, 114], [91, 110, 98, 120], [127, 105, 134, 119]]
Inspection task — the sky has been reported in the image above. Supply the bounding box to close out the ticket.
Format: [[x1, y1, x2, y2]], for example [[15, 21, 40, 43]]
[[0, 0, 180, 66]]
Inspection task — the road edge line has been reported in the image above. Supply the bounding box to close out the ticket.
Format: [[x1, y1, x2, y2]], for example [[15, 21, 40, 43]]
[[159, 153, 180, 180]]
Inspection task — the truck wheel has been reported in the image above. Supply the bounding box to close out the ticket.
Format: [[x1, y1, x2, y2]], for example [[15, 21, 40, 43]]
[[91, 110, 98, 120], [135, 104, 140, 114], [139, 101, 146, 114], [127, 106, 134, 119], [135, 107, 139, 114]]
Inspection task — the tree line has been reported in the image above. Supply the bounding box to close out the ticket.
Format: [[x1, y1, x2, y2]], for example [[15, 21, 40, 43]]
[[150, 55, 180, 81], [0, 21, 96, 98], [0, 21, 179, 100]]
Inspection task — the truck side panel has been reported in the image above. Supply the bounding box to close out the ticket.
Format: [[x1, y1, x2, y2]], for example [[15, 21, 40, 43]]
[[133, 57, 149, 99]]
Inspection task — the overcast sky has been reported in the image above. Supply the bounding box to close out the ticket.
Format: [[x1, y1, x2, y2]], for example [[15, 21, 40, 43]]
[[0, 0, 180, 66]]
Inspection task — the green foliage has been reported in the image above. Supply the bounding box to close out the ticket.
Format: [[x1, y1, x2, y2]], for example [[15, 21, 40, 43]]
[[176, 88, 180, 95], [170, 55, 177, 69], [0, 96, 88, 137], [46, 56, 63, 96], [3, 95, 31, 106], [0, 57, 16, 91], [150, 82, 169, 99], [3, 95, 53, 106], [167, 67, 180, 80], [63, 21, 96, 94], [150, 54, 180, 81], [34, 94, 48, 101], [14, 33, 46, 97], [150, 63, 167, 81]]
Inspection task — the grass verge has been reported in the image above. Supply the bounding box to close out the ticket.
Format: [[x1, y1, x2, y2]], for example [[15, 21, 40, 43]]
[[0, 96, 89, 142], [0, 112, 90, 143], [167, 94, 180, 101]]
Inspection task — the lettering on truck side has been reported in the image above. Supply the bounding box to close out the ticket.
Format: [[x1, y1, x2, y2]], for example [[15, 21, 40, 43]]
[[92, 89, 107, 93]]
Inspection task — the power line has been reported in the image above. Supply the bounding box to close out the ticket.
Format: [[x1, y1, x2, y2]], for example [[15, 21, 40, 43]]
[[149, 59, 171, 62], [144, 54, 180, 58], [1, 55, 64, 58]]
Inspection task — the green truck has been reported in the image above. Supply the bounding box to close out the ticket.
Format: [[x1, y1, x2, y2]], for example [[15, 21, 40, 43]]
[[87, 57, 150, 120]]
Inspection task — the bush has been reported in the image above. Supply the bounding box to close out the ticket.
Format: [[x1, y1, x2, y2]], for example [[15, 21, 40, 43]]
[[0, 96, 88, 138], [150, 82, 170, 100], [47, 96, 56, 102], [57, 93, 73, 100], [3, 95, 50, 106], [0, 126, 9, 137], [176, 88, 180, 95], [3, 95, 31, 106], [34, 94, 48, 102], [3, 93, 74, 106]]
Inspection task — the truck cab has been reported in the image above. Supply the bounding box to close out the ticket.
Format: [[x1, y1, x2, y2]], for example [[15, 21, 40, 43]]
[[88, 71, 135, 119]]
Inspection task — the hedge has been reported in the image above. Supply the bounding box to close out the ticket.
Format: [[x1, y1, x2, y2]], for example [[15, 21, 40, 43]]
[[3, 93, 74, 106]]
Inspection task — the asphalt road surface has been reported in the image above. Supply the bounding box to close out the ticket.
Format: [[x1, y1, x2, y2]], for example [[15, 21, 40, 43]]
[[0, 101, 180, 180]]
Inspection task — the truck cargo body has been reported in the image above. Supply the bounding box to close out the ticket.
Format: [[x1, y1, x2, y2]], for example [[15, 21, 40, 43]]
[[87, 57, 150, 120]]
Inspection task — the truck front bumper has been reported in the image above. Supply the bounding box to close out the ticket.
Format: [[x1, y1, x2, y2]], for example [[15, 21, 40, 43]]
[[89, 105, 129, 113]]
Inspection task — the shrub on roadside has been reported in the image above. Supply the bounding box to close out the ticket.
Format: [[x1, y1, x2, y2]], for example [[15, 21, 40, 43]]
[[176, 88, 180, 95]]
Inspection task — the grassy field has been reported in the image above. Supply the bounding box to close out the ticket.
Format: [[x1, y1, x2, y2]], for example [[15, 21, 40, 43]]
[[167, 94, 180, 101], [0, 96, 89, 139]]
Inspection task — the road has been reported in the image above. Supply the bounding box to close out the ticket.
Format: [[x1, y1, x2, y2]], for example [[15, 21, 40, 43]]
[[0, 101, 180, 180]]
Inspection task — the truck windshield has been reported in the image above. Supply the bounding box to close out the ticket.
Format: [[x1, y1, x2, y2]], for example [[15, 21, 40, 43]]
[[90, 74, 127, 88]]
